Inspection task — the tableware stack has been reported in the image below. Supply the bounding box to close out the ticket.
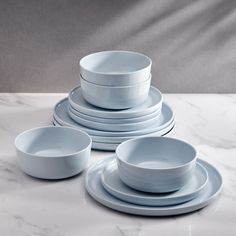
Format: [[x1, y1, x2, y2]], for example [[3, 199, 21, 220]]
[[52, 51, 175, 151], [85, 137, 223, 216]]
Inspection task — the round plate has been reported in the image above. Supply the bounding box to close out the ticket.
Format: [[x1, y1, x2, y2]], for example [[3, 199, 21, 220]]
[[53, 98, 174, 137], [69, 86, 162, 119], [101, 159, 208, 206], [85, 156, 223, 216], [53, 118, 175, 151], [68, 104, 161, 124], [68, 108, 161, 132], [53, 116, 174, 143]]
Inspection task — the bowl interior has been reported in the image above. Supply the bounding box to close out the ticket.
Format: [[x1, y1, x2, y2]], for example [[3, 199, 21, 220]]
[[117, 138, 196, 169], [80, 51, 151, 74], [15, 127, 91, 157]]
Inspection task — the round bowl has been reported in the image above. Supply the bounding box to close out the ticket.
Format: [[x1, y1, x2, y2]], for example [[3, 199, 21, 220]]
[[80, 50, 152, 86], [15, 126, 92, 179], [116, 137, 197, 193], [80, 76, 151, 109]]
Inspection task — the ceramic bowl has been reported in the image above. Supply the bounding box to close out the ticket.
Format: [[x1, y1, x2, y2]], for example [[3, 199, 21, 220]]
[[116, 137, 197, 193], [80, 76, 151, 109], [80, 50, 152, 86], [15, 126, 92, 179]]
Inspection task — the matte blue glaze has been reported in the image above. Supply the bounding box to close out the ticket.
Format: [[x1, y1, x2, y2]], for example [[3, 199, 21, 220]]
[[80, 76, 151, 109], [116, 137, 197, 193], [68, 104, 161, 124], [80, 50, 152, 86], [85, 156, 223, 216], [101, 159, 208, 206], [53, 118, 175, 151], [53, 98, 173, 137], [15, 126, 92, 179], [68, 86, 162, 119], [68, 105, 161, 132]]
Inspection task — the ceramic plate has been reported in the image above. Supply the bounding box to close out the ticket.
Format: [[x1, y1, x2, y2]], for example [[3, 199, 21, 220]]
[[53, 119, 175, 151], [69, 86, 162, 119], [68, 108, 161, 132], [85, 156, 223, 216], [68, 104, 161, 124], [91, 124, 174, 151], [101, 159, 208, 206], [53, 98, 174, 137], [53, 116, 174, 143]]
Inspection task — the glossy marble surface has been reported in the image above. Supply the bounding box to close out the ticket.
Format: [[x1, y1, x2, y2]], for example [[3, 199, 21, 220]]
[[0, 93, 235, 235]]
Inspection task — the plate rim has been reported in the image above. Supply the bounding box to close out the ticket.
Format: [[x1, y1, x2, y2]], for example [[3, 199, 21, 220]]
[[101, 159, 208, 205], [53, 98, 174, 137], [68, 104, 162, 124], [68, 86, 163, 119], [85, 156, 223, 216]]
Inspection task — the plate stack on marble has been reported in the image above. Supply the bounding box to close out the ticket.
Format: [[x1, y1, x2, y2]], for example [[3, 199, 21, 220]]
[[52, 51, 175, 151]]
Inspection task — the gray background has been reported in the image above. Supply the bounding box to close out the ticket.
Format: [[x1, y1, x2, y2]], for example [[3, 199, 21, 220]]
[[0, 0, 235, 93]]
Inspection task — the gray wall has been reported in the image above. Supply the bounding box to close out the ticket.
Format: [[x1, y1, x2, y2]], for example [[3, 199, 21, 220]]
[[0, 0, 236, 93]]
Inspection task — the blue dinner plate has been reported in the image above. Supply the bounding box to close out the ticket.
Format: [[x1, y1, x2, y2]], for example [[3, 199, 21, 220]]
[[69, 86, 162, 119], [53, 98, 174, 137], [101, 158, 208, 206], [52, 118, 175, 151], [68, 104, 161, 124], [85, 156, 223, 216], [68, 108, 161, 132]]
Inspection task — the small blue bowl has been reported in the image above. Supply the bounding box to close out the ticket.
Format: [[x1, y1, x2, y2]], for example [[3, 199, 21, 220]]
[[80, 50, 152, 86], [15, 126, 92, 179], [116, 137, 197, 193]]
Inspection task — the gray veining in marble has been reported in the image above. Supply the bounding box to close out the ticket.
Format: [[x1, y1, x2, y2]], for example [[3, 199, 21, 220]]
[[0, 93, 235, 235]]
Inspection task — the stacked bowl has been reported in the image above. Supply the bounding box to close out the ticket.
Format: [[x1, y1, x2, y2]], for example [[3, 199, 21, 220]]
[[80, 51, 152, 109], [52, 51, 175, 151]]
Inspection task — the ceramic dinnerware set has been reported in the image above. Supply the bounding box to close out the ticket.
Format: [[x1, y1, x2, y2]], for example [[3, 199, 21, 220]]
[[52, 51, 175, 151], [86, 137, 223, 216], [14, 51, 222, 216]]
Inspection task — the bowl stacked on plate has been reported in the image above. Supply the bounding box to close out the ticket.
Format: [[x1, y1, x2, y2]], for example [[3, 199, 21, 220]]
[[52, 51, 175, 151], [85, 137, 223, 216]]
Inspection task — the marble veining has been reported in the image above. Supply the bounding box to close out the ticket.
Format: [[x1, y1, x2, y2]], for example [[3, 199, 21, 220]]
[[0, 93, 235, 235]]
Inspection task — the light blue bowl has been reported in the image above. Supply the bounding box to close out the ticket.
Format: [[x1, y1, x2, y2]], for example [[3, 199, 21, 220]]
[[116, 137, 197, 193], [80, 50, 152, 86], [15, 126, 92, 179], [80, 76, 151, 109]]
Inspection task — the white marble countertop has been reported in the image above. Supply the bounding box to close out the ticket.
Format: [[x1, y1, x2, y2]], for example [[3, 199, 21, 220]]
[[0, 93, 235, 235]]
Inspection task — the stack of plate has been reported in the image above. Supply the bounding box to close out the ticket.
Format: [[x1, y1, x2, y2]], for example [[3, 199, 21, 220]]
[[52, 50, 175, 151], [52, 86, 175, 151], [85, 137, 223, 216]]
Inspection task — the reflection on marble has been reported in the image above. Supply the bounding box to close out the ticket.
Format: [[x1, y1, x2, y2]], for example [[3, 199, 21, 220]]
[[0, 93, 235, 235]]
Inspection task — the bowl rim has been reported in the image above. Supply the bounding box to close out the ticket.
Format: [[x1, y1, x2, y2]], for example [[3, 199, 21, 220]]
[[80, 74, 151, 89], [15, 126, 92, 158], [116, 137, 197, 170], [79, 50, 152, 75]]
